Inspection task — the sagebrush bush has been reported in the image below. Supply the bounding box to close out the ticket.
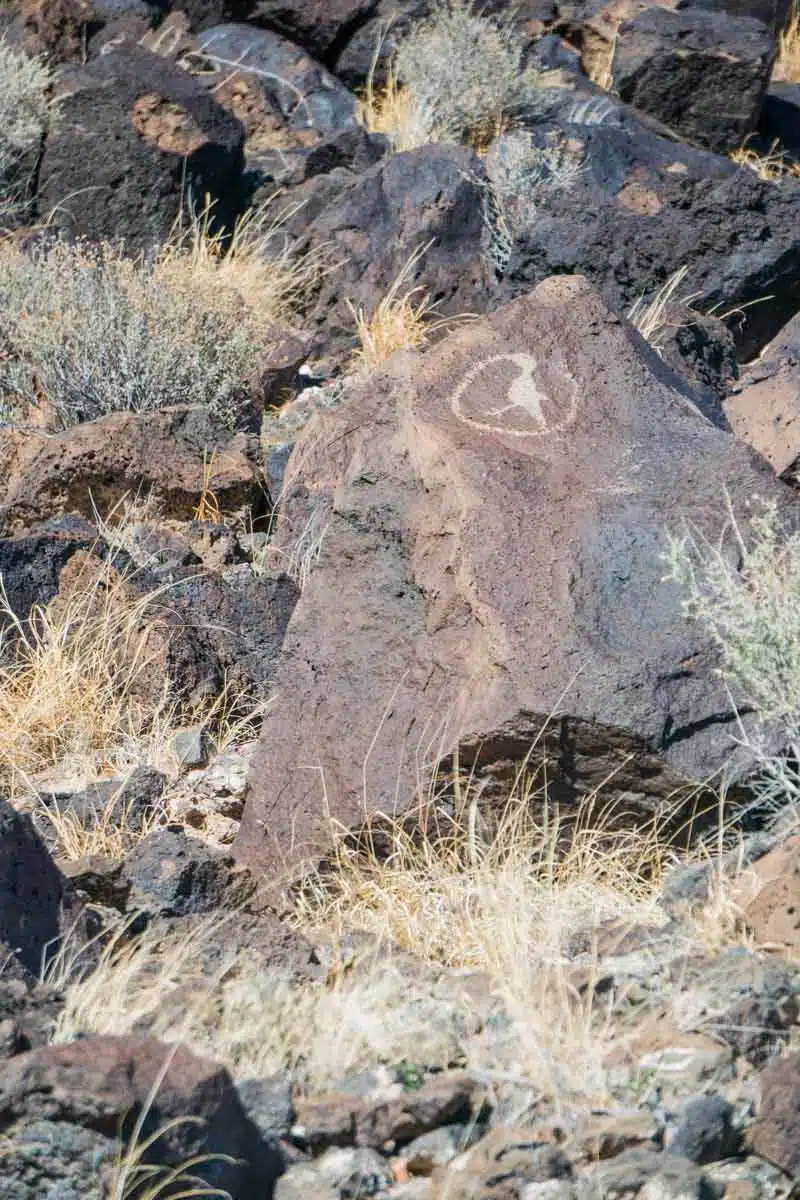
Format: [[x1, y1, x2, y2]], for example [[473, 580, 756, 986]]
[[664, 499, 800, 820], [0, 208, 317, 428], [0, 37, 53, 218], [364, 2, 541, 151]]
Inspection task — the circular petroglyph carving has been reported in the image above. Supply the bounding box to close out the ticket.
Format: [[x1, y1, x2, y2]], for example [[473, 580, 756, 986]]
[[449, 352, 578, 438]]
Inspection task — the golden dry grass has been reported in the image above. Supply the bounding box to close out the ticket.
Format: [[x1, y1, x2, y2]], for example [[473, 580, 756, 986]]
[[0, 508, 265, 857], [729, 137, 800, 181], [49, 913, 471, 1091], [627, 266, 697, 349], [293, 773, 678, 1102], [49, 771, 748, 1106], [159, 198, 321, 331], [355, 63, 435, 153], [775, 3, 800, 82], [0, 549, 177, 797], [347, 242, 466, 372]]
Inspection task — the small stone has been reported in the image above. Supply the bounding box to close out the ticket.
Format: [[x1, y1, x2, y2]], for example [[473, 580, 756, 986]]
[[579, 1148, 719, 1199], [749, 1051, 800, 1177], [521, 1184, 577, 1200], [172, 726, 213, 770], [666, 1095, 739, 1165], [236, 1074, 294, 1145], [404, 1124, 476, 1175], [433, 1129, 572, 1200], [317, 1146, 393, 1197], [274, 1164, 336, 1200]]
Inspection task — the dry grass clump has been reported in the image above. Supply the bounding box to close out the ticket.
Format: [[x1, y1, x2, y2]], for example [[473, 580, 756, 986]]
[[356, 63, 437, 154], [50, 774, 679, 1104], [0, 38, 53, 220], [664, 496, 800, 822], [0, 549, 177, 798], [294, 778, 674, 1102], [627, 266, 699, 350], [51, 915, 469, 1091], [347, 242, 461, 371], [0, 519, 260, 857], [358, 2, 541, 152], [0, 204, 316, 429], [729, 137, 800, 181], [775, 2, 800, 82]]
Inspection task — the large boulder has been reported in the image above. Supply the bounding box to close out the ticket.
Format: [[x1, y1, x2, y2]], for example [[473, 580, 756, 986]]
[[36, 40, 244, 251], [0, 1035, 280, 1198], [610, 6, 775, 153], [195, 23, 359, 177], [498, 109, 800, 361], [0, 406, 263, 538], [281, 142, 493, 363], [236, 277, 798, 880]]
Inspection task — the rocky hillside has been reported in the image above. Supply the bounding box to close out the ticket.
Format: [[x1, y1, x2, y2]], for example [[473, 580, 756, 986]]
[[1, 0, 800, 1197]]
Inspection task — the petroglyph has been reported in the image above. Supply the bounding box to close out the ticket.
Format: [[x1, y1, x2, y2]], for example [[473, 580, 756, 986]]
[[449, 352, 578, 437]]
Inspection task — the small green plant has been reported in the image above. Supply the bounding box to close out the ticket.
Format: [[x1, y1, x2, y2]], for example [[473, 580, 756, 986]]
[[0, 37, 53, 220], [664, 496, 800, 820], [395, 1060, 425, 1090]]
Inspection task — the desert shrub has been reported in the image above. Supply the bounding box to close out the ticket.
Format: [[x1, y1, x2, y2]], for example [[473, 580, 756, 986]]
[[0, 207, 317, 429], [482, 132, 584, 275], [664, 499, 800, 820], [0, 38, 53, 219], [361, 2, 542, 151]]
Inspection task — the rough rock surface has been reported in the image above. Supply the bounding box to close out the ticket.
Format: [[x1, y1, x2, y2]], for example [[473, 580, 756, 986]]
[[724, 311, 800, 482], [0, 406, 263, 537], [611, 7, 776, 152], [750, 1051, 800, 1179], [730, 834, 800, 957], [282, 142, 493, 361], [236, 0, 376, 60], [0, 516, 97, 626], [500, 111, 800, 361], [121, 828, 255, 919], [237, 277, 797, 880], [196, 22, 359, 177], [0, 1035, 279, 1198], [0, 797, 67, 977], [36, 40, 245, 251]]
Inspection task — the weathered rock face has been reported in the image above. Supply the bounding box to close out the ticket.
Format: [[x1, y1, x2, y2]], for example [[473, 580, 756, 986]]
[[237, 0, 377, 61], [751, 1051, 800, 1177], [0, 406, 263, 538], [611, 7, 776, 153], [0, 797, 67, 977], [760, 81, 800, 158], [196, 22, 359, 177], [36, 40, 245, 252], [236, 277, 797, 880], [282, 143, 493, 362], [724, 311, 800, 482], [0, 516, 97, 625], [500, 111, 800, 361]]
